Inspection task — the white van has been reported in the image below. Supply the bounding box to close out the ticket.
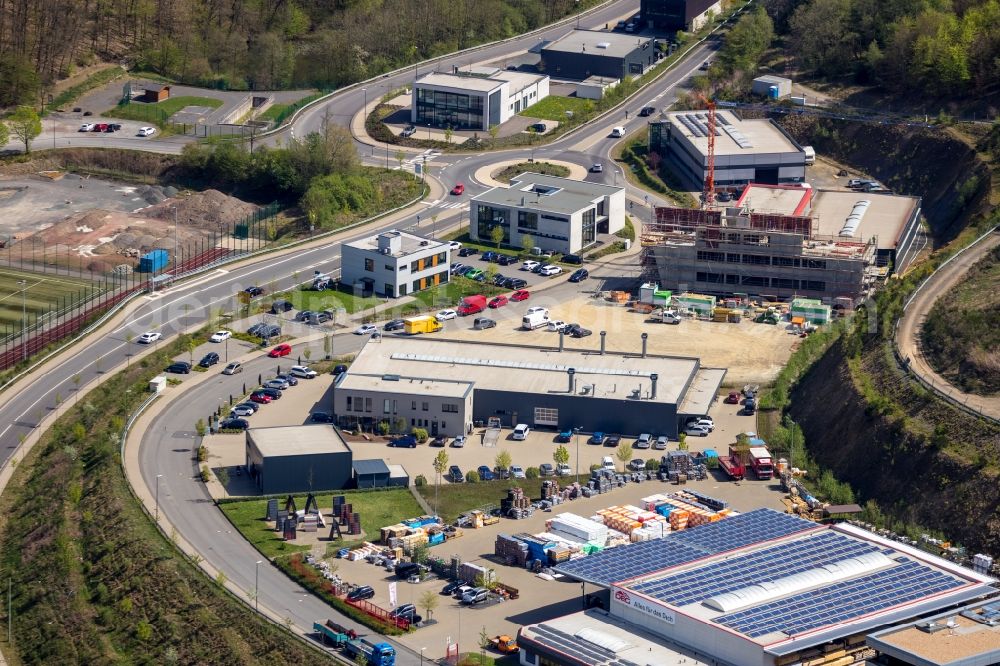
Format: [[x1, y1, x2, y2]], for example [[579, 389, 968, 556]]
[[601, 456, 616, 471], [513, 424, 530, 440], [610, 126, 626, 138], [803, 145, 815, 165], [522, 312, 550, 330]]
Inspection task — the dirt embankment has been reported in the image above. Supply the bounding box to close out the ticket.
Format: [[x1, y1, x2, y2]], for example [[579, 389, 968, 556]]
[[778, 117, 992, 243], [0, 148, 176, 180], [788, 339, 1000, 555]]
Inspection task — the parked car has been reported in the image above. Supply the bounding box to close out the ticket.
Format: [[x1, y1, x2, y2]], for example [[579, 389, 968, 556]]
[[249, 392, 273, 404], [450, 183, 465, 195], [230, 406, 255, 419], [521, 260, 540, 272], [384, 319, 406, 331], [165, 361, 192, 374], [568, 268, 589, 283], [510, 465, 526, 479], [481, 251, 498, 263], [234, 401, 259, 414], [441, 581, 464, 595], [222, 361, 243, 375], [635, 433, 652, 449], [556, 463, 572, 477], [570, 327, 592, 338], [473, 317, 496, 330], [268, 343, 292, 357], [507, 278, 527, 289], [562, 254, 583, 265], [547, 320, 568, 332], [289, 365, 318, 379], [448, 465, 464, 482], [209, 330, 232, 343], [726, 391, 741, 404], [400, 125, 417, 138], [199, 352, 220, 368], [219, 417, 249, 431], [589, 432, 605, 445], [538, 265, 562, 276], [449, 241, 462, 250], [510, 289, 530, 302], [389, 435, 417, 448], [310, 411, 334, 423], [461, 587, 489, 605], [79, 123, 95, 132], [491, 274, 508, 287], [477, 465, 495, 481], [347, 586, 375, 601], [654, 435, 669, 450], [451, 435, 466, 448], [458, 247, 479, 257], [605, 434, 621, 448], [539, 463, 554, 477], [497, 254, 517, 266], [137, 331, 161, 344], [629, 458, 647, 471], [556, 429, 572, 443], [137, 126, 156, 136], [355, 324, 378, 335], [333, 364, 348, 376], [684, 425, 710, 437], [688, 417, 714, 431], [257, 387, 283, 400], [488, 295, 508, 309], [437, 309, 457, 320], [390, 604, 421, 622], [431, 435, 448, 447], [275, 373, 299, 386], [93, 123, 109, 132], [512, 424, 530, 440]]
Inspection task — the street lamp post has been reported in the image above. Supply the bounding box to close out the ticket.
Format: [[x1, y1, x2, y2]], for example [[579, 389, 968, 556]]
[[255, 560, 262, 610], [420, 647, 426, 665], [17, 280, 26, 361], [155, 474, 163, 522], [172, 206, 179, 271], [574, 427, 581, 477]]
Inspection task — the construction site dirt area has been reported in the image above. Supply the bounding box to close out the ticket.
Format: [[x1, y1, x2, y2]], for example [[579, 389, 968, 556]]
[[435, 294, 800, 386]]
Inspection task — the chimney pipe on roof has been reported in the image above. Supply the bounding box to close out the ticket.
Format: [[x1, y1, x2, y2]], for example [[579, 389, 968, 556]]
[[651, 373, 658, 400], [641, 332, 648, 358], [600, 331, 606, 355], [567, 368, 575, 393]]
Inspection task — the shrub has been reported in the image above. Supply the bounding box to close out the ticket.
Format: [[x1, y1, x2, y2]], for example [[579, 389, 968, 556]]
[[200, 465, 210, 482], [411, 427, 428, 443], [525, 467, 539, 479], [645, 458, 660, 472], [377, 421, 389, 435], [465, 470, 480, 483], [590, 463, 601, 472], [414, 475, 427, 487]]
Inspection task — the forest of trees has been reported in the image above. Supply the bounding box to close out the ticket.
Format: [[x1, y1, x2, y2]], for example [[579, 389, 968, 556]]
[[764, 0, 1000, 98], [0, 0, 594, 107]]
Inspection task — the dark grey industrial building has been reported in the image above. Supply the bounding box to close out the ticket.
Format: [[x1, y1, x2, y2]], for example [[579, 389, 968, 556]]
[[245, 425, 353, 495], [540, 30, 659, 81], [641, 0, 722, 31], [334, 337, 725, 438], [353, 459, 390, 489]]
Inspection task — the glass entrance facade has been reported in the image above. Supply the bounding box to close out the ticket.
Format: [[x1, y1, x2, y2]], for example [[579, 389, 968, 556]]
[[415, 88, 485, 130]]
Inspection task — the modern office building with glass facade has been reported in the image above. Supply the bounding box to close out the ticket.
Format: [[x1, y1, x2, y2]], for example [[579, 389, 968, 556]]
[[411, 67, 549, 131], [470, 173, 626, 255]]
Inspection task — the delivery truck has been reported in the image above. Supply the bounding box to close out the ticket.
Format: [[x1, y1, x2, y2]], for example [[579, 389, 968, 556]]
[[456, 294, 487, 316], [748, 445, 774, 480], [404, 316, 443, 335], [343, 638, 396, 666]]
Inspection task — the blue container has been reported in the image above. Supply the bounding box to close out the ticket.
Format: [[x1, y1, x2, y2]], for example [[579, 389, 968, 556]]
[[138, 249, 169, 273], [768, 85, 779, 99]]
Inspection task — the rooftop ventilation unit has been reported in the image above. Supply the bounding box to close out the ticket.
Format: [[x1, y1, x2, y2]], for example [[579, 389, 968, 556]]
[[596, 41, 610, 49], [839, 200, 870, 237]]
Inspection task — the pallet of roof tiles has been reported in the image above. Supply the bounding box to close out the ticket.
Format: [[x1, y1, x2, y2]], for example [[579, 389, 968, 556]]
[[495, 534, 529, 566], [540, 479, 561, 500], [668, 509, 690, 530], [301, 514, 318, 532]]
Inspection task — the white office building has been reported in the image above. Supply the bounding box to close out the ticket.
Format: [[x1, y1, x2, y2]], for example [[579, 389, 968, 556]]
[[341, 230, 450, 298], [411, 67, 549, 131], [470, 173, 626, 255]]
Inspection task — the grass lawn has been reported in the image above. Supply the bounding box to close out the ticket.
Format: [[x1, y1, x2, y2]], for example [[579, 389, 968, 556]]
[[417, 475, 592, 522], [494, 161, 569, 184], [455, 654, 519, 666], [104, 96, 224, 126], [258, 103, 288, 121], [0, 268, 100, 330], [219, 488, 424, 560], [520, 95, 595, 122], [271, 285, 383, 315], [411, 276, 504, 309]]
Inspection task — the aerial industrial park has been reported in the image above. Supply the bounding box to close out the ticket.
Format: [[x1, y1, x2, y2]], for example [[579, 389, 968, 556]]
[[0, 0, 998, 665]]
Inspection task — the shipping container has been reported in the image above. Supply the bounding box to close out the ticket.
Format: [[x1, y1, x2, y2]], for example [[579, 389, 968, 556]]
[[138, 249, 169, 273]]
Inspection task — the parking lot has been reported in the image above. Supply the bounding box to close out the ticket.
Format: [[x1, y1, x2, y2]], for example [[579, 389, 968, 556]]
[[449, 250, 573, 290]]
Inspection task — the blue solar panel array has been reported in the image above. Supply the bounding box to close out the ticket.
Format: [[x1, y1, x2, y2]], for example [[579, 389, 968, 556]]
[[715, 559, 965, 639], [631, 531, 880, 607], [555, 509, 816, 586]]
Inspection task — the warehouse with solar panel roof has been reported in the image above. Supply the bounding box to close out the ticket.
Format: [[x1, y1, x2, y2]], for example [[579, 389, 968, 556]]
[[516, 509, 996, 666]]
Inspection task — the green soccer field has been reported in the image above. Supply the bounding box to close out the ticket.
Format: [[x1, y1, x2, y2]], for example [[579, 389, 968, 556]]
[[0, 269, 101, 333]]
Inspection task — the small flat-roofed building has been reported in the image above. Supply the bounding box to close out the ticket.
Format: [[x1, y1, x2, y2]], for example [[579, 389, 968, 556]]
[[412, 67, 549, 131], [868, 597, 1000, 666], [341, 229, 450, 298], [575, 75, 619, 100], [541, 30, 659, 81], [470, 172, 625, 255], [641, 0, 723, 31], [245, 425, 353, 494], [332, 336, 726, 438], [550, 510, 996, 666], [143, 84, 171, 102], [649, 110, 807, 188], [353, 458, 390, 489], [751, 74, 793, 98]]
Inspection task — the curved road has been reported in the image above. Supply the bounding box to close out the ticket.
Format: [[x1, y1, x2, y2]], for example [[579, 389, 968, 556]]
[[896, 227, 1000, 421], [0, 0, 741, 661]]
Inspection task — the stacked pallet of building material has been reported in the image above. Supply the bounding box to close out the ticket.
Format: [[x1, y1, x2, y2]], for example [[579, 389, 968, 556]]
[[346, 542, 382, 561], [495, 534, 529, 566], [460, 562, 496, 585], [546, 513, 609, 545]]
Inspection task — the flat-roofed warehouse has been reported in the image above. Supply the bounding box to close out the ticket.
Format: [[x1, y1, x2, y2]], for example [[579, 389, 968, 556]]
[[867, 597, 1000, 666], [540, 29, 660, 81], [332, 337, 725, 438], [534, 509, 996, 666], [649, 110, 807, 188], [245, 425, 353, 494]]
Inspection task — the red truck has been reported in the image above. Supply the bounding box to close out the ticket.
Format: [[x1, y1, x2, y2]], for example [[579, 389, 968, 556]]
[[748, 445, 774, 480], [456, 294, 487, 316], [717, 447, 745, 480]]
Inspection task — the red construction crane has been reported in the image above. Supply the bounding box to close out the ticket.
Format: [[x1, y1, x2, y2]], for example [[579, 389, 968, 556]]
[[696, 93, 716, 208]]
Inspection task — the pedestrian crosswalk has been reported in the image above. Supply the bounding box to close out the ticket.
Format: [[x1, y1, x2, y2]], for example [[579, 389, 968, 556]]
[[403, 150, 441, 165], [422, 199, 467, 210]]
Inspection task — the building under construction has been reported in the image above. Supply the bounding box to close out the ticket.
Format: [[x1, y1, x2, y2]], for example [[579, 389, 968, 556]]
[[642, 184, 923, 304]]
